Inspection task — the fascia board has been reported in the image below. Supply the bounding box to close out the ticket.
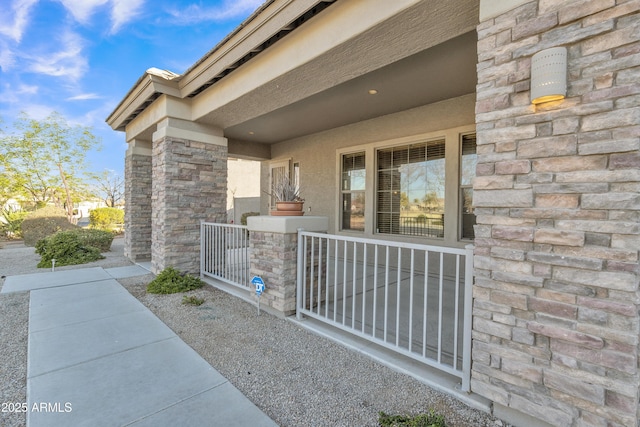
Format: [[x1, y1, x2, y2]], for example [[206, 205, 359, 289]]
[[178, 0, 323, 97], [106, 75, 156, 131], [107, 72, 181, 131], [190, 0, 421, 121], [149, 75, 181, 98]]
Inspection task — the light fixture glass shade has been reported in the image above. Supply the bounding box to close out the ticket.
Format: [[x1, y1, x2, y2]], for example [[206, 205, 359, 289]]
[[530, 47, 567, 104]]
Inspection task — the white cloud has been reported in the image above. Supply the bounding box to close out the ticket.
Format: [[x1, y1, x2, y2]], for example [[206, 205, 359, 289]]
[[27, 30, 88, 80], [17, 83, 39, 95], [57, 0, 109, 24], [0, 82, 39, 107], [66, 93, 101, 101], [56, 0, 145, 34], [0, 40, 16, 70], [0, 0, 39, 42], [168, 0, 264, 24], [13, 103, 55, 120], [0, 0, 39, 71], [109, 0, 145, 33]]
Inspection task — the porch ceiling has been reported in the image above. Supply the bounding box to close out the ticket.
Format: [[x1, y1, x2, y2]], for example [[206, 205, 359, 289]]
[[219, 31, 477, 144], [117, 1, 479, 147]]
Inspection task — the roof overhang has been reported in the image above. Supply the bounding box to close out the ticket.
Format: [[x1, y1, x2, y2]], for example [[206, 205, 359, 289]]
[[106, 68, 182, 132], [107, 0, 479, 147], [106, 0, 338, 135]]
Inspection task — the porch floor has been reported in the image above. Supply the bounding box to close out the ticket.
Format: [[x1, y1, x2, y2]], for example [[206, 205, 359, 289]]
[[302, 261, 467, 372], [202, 274, 490, 414], [204, 230, 473, 401], [213, 247, 467, 372]]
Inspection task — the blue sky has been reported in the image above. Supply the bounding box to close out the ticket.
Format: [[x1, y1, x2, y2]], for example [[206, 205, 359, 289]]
[[0, 0, 264, 177]]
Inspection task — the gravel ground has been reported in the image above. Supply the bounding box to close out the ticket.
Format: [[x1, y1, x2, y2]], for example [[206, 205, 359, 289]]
[[0, 237, 507, 427]]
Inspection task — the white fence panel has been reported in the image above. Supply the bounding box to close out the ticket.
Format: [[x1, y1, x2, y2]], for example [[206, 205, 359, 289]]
[[201, 222, 250, 289], [297, 231, 473, 391]]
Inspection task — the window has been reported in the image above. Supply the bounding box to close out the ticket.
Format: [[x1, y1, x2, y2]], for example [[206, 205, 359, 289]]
[[460, 134, 476, 239], [376, 140, 445, 237], [269, 160, 290, 209], [341, 152, 365, 231]]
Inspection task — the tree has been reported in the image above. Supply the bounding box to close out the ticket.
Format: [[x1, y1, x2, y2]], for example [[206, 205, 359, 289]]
[[0, 168, 13, 208], [0, 118, 9, 207], [0, 112, 102, 222], [92, 170, 124, 207]]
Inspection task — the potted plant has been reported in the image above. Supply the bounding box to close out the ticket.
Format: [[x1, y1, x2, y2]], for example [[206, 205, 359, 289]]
[[269, 175, 304, 216]]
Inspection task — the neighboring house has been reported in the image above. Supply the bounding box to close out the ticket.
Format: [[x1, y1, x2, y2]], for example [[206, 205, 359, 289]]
[[106, 1, 639, 426], [73, 200, 110, 219]]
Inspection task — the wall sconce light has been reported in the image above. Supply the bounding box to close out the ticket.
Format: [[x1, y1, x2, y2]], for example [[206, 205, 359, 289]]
[[530, 47, 567, 104]]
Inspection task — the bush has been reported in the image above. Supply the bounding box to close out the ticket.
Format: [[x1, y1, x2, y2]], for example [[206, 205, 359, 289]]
[[72, 228, 114, 252], [89, 207, 124, 231], [240, 211, 260, 226], [182, 295, 205, 306], [378, 410, 446, 427], [22, 206, 77, 246], [78, 228, 114, 251], [147, 267, 205, 294], [1, 208, 29, 239], [35, 230, 105, 268]]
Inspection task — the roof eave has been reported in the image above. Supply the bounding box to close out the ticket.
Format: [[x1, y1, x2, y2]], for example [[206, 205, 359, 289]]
[[106, 69, 181, 132]]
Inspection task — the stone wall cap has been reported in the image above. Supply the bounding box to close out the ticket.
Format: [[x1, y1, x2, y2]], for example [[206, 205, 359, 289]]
[[247, 216, 329, 233]]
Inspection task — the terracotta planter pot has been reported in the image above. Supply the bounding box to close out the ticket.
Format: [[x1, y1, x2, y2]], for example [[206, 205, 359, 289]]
[[271, 201, 304, 216]]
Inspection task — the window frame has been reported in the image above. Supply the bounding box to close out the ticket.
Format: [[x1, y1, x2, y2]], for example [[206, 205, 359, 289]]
[[340, 151, 366, 232], [459, 133, 477, 241], [335, 125, 475, 247], [375, 138, 446, 239]]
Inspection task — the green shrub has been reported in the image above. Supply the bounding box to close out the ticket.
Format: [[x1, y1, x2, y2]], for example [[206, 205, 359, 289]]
[[89, 207, 124, 230], [147, 267, 205, 294], [240, 211, 260, 226], [1, 208, 29, 239], [72, 228, 114, 252], [378, 410, 446, 427], [35, 230, 105, 268], [182, 295, 205, 306], [22, 206, 77, 246]]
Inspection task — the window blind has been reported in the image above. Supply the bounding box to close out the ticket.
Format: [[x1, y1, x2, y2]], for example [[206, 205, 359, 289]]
[[376, 140, 445, 237]]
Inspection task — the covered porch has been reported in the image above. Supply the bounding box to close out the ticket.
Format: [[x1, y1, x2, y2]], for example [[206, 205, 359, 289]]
[[105, 0, 478, 274], [200, 220, 474, 393]]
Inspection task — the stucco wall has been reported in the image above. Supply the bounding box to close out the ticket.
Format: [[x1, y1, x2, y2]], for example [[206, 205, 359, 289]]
[[227, 158, 260, 215], [264, 93, 476, 245]]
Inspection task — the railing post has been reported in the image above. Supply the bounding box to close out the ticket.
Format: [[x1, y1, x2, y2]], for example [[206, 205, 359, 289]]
[[296, 228, 305, 320], [461, 244, 474, 392], [200, 221, 205, 279]]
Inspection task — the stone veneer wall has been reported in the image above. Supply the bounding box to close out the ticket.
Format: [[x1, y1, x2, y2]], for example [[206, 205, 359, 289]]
[[124, 151, 152, 261], [152, 136, 227, 274], [474, 1, 639, 426], [250, 230, 299, 315]]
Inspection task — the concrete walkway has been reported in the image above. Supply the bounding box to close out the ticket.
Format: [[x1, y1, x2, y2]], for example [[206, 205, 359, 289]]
[[1, 267, 277, 427]]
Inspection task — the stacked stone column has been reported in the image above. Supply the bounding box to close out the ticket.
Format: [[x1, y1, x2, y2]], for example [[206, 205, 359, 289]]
[[151, 118, 228, 274], [473, 1, 639, 426], [124, 140, 152, 262], [247, 216, 329, 316]]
